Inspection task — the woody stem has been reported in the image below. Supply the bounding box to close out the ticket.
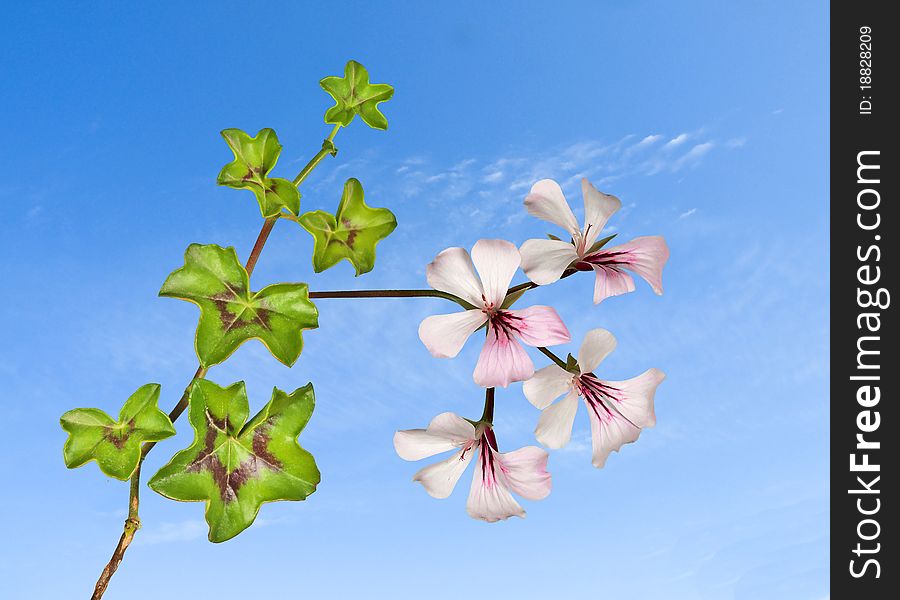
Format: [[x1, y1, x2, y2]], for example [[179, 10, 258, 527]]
[[91, 127, 343, 600]]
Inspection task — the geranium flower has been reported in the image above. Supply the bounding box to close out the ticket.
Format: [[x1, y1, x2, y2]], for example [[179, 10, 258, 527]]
[[418, 239, 570, 388], [523, 328, 665, 468], [393, 412, 552, 522], [519, 178, 670, 303]]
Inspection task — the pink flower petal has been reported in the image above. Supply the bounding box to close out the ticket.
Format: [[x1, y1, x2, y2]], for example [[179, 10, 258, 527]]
[[425, 247, 485, 307], [523, 364, 573, 409], [471, 239, 521, 308], [524, 179, 581, 238], [580, 178, 621, 250], [593, 235, 669, 297], [591, 265, 635, 304], [473, 324, 534, 388], [418, 310, 487, 358], [506, 305, 571, 347], [413, 447, 475, 499], [393, 412, 477, 461], [602, 368, 665, 428], [535, 390, 579, 449], [497, 445, 552, 501], [466, 444, 525, 522], [577, 328, 617, 374], [519, 238, 579, 285]]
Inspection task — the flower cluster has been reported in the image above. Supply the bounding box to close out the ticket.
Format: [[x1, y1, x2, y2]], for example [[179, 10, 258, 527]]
[[395, 178, 669, 521]]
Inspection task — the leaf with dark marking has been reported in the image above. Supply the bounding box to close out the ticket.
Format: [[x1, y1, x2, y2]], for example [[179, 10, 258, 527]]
[[320, 60, 394, 130], [298, 178, 396, 276], [148, 379, 320, 543], [160, 244, 319, 367], [217, 128, 301, 217], [60, 384, 175, 480]]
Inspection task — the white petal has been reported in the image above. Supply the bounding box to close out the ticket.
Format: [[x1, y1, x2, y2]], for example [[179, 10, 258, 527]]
[[418, 310, 487, 358], [523, 364, 573, 409], [393, 412, 476, 461], [425, 246, 485, 307], [592, 265, 635, 304], [524, 179, 580, 237], [585, 399, 641, 469], [412, 446, 475, 499], [471, 239, 521, 307], [602, 368, 665, 428], [497, 445, 552, 501], [466, 445, 525, 522], [577, 328, 617, 374], [519, 238, 579, 285], [580, 178, 621, 249], [535, 390, 579, 449]]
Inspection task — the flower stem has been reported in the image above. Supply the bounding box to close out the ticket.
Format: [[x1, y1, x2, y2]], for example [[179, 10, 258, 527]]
[[309, 288, 474, 308], [537, 346, 568, 369], [480, 387, 495, 424], [91, 126, 343, 599], [506, 267, 578, 296]]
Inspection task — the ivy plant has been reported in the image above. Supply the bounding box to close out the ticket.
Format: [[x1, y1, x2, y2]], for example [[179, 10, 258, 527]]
[[61, 59, 669, 599]]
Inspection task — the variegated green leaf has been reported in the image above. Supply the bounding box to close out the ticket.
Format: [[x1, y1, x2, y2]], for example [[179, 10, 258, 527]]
[[298, 178, 396, 276], [217, 128, 301, 217], [320, 60, 394, 130], [148, 380, 320, 543], [60, 384, 175, 480], [160, 244, 318, 367]]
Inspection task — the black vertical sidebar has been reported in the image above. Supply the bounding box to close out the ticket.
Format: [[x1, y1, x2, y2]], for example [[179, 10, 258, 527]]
[[831, 2, 895, 597]]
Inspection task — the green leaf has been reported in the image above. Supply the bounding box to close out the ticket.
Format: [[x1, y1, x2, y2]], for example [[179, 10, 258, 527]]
[[587, 233, 618, 255], [320, 60, 394, 130], [160, 244, 318, 367], [565, 353, 580, 373], [217, 128, 301, 217], [547, 233, 563, 241], [148, 380, 320, 543], [60, 384, 175, 480], [500, 287, 528, 309], [298, 178, 397, 276]]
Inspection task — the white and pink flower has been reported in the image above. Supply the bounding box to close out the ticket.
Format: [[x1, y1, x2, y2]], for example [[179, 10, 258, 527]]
[[393, 412, 552, 522], [418, 239, 570, 388], [523, 328, 665, 468], [519, 178, 670, 304]]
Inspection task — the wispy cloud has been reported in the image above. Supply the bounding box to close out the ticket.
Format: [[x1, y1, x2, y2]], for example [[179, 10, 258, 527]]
[[663, 133, 690, 150], [135, 519, 208, 545]]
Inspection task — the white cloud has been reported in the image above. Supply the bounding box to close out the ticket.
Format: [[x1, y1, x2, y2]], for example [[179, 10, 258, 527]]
[[136, 519, 208, 545], [482, 170, 504, 183], [672, 142, 714, 171], [678, 208, 698, 219], [663, 133, 689, 150]]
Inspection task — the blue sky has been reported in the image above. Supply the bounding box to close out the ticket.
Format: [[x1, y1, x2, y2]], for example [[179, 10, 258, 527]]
[[0, 2, 828, 598]]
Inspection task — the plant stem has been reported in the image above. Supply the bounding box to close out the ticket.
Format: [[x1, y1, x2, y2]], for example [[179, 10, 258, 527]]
[[90, 468, 142, 599], [480, 388, 495, 423], [309, 288, 473, 307], [293, 125, 341, 187], [91, 127, 342, 599], [537, 346, 568, 369], [244, 217, 278, 276]]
